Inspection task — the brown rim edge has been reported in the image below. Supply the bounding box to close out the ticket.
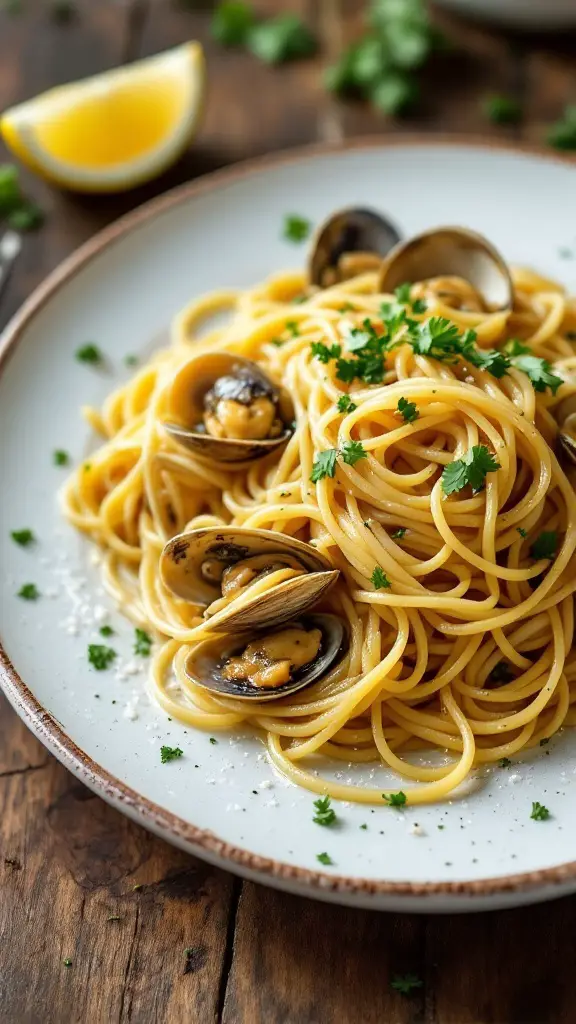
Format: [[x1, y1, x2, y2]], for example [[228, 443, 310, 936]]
[[2, 133, 576, 903]]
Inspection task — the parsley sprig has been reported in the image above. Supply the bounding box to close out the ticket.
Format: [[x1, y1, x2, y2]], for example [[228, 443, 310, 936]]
[[88, 644, 116, 670], [310, 441, 367, 481], [530, 531, 557, 561], [371, 566, 391, 590], [134, 628, 152, 656], [530, 801, 550, 821], [396, 397, 419, 423], [11, 528, 35, 547], [441, 446, 501, 497], [161, 746, 183, 764], [312, 795, 337, 826], [383, 791, 407, 807]]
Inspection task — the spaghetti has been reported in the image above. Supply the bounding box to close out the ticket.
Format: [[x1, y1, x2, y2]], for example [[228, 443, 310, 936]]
[[61, 264, 576, 805]]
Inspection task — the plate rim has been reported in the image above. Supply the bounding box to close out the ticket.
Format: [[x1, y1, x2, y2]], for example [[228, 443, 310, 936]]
[[2, 132, 576, 903]]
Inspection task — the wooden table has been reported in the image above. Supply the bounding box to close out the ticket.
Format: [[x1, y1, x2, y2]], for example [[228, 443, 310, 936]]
[[2, 4, 576, 1021]]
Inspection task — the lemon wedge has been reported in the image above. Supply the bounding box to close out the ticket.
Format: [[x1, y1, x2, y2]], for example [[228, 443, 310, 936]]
[[0, 43, 205, 193]]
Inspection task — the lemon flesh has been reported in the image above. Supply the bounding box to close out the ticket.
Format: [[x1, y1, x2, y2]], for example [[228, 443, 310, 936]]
[[0, 43, 205, 193]]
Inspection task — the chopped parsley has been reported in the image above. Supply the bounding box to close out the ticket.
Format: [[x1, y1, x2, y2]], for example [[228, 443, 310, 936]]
[[340, 439, 367, 466], [441, 445, 500, 497], [312, 795, 337, 826], [482, 93, 522, 125], [134, 627, 152, 656], [390, 973, 423, 996], [160, 746, 183, 763], [517, 527, 527, 538], [411, 316, 461, 358], [337, 394, 357, 414], [316, 851, 334, 866], [499, 757, 512, 769], [283, 213, 311, 243], [382, 791, 407, 807], [75, 343, 103, 365], [391, 527, 406, 540], [248, 13, 317, 65], [359, 823, 368, 830], [547, 105, 576, 151], [88, 644, 116, 670], [17, 582, 39, 600], [512, 355, 562, 395], [285, 319, 300, 337], [371, 566, 391, 590], [310, 449, 338, 482], [530, 531, 557, 561], [209, 737, 218, 745], [311, 341, 341, 364], [53, 449, 70, 466], [211, 0, 254, 46], [62, 958, 73, 968], [99, 625, 114, 637], [7, 202, 44, 231], [124, 354, 138, 367], [503, 338, 530, 356], [11, 528, 34, 547], [396, 397, 419, 423], [530, 801, 550, 821]]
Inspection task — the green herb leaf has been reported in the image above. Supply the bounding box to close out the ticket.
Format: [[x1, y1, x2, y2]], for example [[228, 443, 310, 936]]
[[371, 566, 391, 590], [99, 625, 114, 637], [285, 320, 300, 338], [311, 341, 341, 363], [391, 527, 406, 539], [499, 757, 512, 768], [383, 791, 407, 807], [482, 93, 522, 125], [316, 851, 334, 865], [88, 644, 116, 670], [0, 163, 22, 215], [53, 449, 70, 466], [441, 445, 501, 497], [76, 343, 103, 365], [512, 355, 563, 395], [134, 627, 152, 656], [17, 582, 39, 600], [248, 14, 317, 65], [209, 737, 218, 745], [463, 339, 510, 379], [529, 531, 557, 561], [411, 316, 461, 357], [340, 439, 367, 467], [390, 973, 423, 996], [161, 745, 183, 764], [517, 527, 527, 538], [313, 795, 337, 826], [7, 202, 44, 232], [530, 801, 550, 821], [310, 449, 338, 482], [548, 105, 576, 151], [11, 528, 34, 547], [397, 396, 419, 423], [211, 0, 254, 46], [503, 338, 530, 356], [283, 213, 311, 243], [371, 72, 418, 115], [63, 958, 73, 967], [394, 282, 412, 304], [337, 394, 357, 414], [124, 354, 138, 367]]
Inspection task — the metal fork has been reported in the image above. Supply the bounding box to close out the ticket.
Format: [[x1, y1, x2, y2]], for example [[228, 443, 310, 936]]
[[0, 230, 22, 305]]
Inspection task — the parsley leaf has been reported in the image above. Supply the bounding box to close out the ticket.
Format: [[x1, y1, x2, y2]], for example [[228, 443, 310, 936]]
[[499, 757, 512, 768], [0, 163, 22, 214], [310, 449, 338, 482], [53, 449, 70, 466], [463, 341, 510, 379], [285, 320, 300, 338], [441, 445, 501, 497], [124, 354, 138, 367], [397, 396, 419, 423], [134, 627, 152, 656], [161, 746, 183, 764], [211, 0, 254, 46], [503, 338, 530, 356], [411, 316, 461, 358], [316, 852, 334, 866], [547, 105, 576, 151], [341, 440, 367, 467], [391, 527, 406, 540], [371, 566, 391, 590], [7, 202, 44, 232], [512, 355, 562, 395], [337, 394, 357, 413], [283, 213, 311, 243], [390, 973, 423, 996], [311, 341, 341, 363], [11, 528, 34, 547], [530, 531, 557, 561], [313, 795, 337, 826], [482, 93, 522, 125], [335, 357, 363, 384], [88, 644, 116, 670], [394, 282, 412, 304], [530, 801, 550, 821], [383, 791, 407, 807], [249, 14, 317, 65], [17, 582, 39, 600], [76, 343, 103, 365], [517, 527, 527, 538], [99, 625, 114, 638]]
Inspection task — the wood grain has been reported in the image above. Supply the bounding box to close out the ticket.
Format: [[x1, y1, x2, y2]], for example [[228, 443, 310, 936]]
[[2, 1, 576, 1021]]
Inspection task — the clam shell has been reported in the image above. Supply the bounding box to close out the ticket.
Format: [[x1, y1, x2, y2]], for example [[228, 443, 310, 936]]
[[309, 207, 401, 288]]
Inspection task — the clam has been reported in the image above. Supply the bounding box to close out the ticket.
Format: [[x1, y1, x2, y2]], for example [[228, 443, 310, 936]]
[[183, 612, 346, 701], [379, 226, 514, 311], [309, 207, 401, 288], [163, 353, 294, 464], [160, 527, 339, 633]]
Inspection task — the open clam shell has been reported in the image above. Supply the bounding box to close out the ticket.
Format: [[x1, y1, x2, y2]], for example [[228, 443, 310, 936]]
[[163, 353, 294, 465], [183, 613, 347, 701], [309, 207, 401, 288], [378, 226, 514, 311], [160, 527, 339, 633]]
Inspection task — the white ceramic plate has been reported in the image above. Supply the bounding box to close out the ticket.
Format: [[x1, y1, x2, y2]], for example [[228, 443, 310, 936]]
[[2, 138, 576, 914]]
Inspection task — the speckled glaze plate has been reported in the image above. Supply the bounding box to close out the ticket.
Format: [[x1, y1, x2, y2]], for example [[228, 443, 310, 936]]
[[2, 138, 576, 914]]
